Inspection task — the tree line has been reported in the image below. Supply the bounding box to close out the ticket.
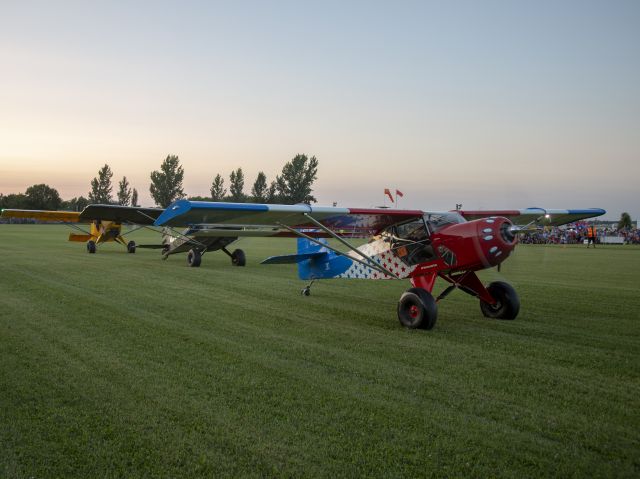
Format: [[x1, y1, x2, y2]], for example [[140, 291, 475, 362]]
[[0, 153, 318, 211]]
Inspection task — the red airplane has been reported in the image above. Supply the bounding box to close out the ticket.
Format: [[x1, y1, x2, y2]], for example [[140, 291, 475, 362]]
[[153, 201, 606, 330]]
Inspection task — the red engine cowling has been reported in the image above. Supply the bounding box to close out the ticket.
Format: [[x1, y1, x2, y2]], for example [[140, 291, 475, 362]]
[[430, 216, 517, 271]]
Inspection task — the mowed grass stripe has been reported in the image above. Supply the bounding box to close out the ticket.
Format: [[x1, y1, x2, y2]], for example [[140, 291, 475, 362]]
[[1, 225, 639, 477]]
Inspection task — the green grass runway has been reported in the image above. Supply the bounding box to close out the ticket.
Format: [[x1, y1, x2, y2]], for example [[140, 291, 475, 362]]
[[1, 225, 639, 477]]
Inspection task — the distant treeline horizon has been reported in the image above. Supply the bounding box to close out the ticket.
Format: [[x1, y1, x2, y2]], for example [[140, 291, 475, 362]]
[[0, 153, 319, 212]]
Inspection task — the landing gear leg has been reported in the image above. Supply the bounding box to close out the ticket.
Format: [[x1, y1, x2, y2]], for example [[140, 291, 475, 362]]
[[222, 247, 247, 267], [301, 280, 315, 296]]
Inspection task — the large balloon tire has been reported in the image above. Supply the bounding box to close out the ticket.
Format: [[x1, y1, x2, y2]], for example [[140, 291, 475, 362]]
[[480, 281, 520, 320], [187, 249, 202, 267], [397, 288, 438, 330], [87, 241, 97, 254], [231, 249, 246, 267], [127, 240, 136, 254]]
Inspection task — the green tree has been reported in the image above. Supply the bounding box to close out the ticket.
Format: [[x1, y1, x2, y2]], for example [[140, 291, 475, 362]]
[[0, 193, 29, 209], [251, 171, 268, 202], [25, 184, 62, 210], [149, 155, 185, 207], [618, 212, 632, 230], [267, 181, 278, 203], [63, 196, 89, 211], [117, 176, 132, 206], [131, 188, 139, 207], [275, 154, 318, 204], [210, 174, 226, 201], [229, 168, 246, 202], [89, 164, 114, 204]]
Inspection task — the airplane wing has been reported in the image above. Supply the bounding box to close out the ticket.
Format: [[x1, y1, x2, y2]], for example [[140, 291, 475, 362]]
[[79, 204, 164, 225], [154, 200, 424, 237], [456, 208, 606, 227], [2, 205, 165, 225], [1, 209, 81, 222]]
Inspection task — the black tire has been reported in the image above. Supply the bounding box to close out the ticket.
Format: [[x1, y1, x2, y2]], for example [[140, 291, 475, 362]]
[[480, 281, 520, 320], [397, 288, 438, 330], [231, 249, 246, 267], [87, 240, 96, 254], [187, 249, 202, 267], [301, 287, 311, 296], [127, 240, 136, 254]]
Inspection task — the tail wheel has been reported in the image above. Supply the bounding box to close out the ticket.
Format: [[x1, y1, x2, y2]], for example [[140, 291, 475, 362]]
[[187, 249, 202, 267], [127, 240, 136, 254], [231, 249, 246, 267], [480, 281, 520, 320], [87, 240, 96, 254], [397, 288, 438, 330]]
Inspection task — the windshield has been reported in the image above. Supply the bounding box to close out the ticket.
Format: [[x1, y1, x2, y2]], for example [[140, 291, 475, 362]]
[[424, 212, 466, 233]]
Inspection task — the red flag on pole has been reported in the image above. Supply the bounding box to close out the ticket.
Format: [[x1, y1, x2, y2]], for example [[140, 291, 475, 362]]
[[384, 188, 394, 203], [395, 189, 404, 198]]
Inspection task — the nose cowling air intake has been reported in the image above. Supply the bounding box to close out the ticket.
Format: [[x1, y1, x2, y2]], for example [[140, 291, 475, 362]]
[[476, 216, 517, 267]]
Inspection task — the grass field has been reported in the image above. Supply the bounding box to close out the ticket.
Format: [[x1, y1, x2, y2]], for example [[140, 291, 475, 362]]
[[1, 225, 639, 478]]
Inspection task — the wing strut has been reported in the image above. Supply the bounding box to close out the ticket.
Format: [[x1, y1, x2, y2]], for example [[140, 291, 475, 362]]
[[65, 222, 92, 235], [120, 224, 145, 236], [277, 214, 400, 280], [301, 213, 400, 279], [510, 210, 547, 234], [276, 223, 399, 279], [135, 210, 209, 251]]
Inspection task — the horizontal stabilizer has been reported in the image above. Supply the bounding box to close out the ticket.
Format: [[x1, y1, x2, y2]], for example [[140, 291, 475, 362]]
[[68, 233, 93, 242], [261, 252, 327, 265]]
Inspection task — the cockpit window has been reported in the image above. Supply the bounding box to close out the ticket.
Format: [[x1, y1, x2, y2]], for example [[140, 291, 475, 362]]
[[424, 213, 465, 233], [395, 220, 428, 242], [390, 218, 436, 265]]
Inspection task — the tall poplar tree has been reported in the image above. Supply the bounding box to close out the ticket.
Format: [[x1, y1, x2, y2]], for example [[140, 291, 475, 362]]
[[210, 174, 226, 201], [251, 172, 268, 203], [149, 155, 185, 207], [229, 168, 245, 202], [275, 154, 318, 204], [88, 164, 114, 204], [117, 176, 132, 206]]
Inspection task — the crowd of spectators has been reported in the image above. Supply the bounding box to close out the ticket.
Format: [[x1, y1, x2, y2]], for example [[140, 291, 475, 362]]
[[521, 221, 640, 245]]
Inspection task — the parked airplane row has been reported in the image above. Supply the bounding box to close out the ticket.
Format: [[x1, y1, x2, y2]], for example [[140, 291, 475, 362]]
[[1, 201, 605, 330]]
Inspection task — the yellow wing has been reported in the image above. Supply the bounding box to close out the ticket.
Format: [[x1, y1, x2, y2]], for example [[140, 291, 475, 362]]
[[1, 209, 81, 222]]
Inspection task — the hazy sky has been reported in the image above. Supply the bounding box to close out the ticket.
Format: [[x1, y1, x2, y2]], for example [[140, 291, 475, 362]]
[[1, 0, 638, 219]]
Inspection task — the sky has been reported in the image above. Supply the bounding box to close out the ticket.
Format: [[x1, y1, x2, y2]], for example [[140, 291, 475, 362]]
[[1, 0, 638, 219]]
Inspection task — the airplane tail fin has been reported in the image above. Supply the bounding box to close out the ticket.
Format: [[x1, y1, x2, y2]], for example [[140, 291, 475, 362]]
[[261, 236, 352, 280]]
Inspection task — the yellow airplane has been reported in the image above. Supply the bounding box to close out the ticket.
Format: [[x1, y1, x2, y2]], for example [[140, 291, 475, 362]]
[[1, 204, 163, 253]]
